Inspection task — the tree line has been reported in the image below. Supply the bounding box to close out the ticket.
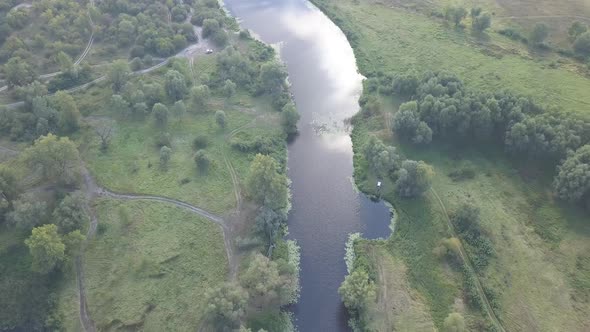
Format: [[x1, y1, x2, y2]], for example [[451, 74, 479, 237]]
[[385, 71, 590, 210]]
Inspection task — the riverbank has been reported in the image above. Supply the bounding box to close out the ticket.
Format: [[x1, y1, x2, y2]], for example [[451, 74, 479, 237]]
[[311, 0, 590, 330]]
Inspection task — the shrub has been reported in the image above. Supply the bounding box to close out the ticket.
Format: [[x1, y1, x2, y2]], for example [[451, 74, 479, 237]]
[[192, 135, 209, 150]]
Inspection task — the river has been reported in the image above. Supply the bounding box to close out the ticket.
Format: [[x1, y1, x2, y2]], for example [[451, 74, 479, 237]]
[[223, 0, 392, 330]]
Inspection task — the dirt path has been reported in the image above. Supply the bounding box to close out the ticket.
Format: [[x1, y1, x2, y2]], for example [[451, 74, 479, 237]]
[[429, 188, 506, 332], [496, 14, 590, 21]]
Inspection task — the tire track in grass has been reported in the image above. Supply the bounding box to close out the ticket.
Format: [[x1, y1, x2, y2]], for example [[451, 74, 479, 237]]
[[430, 188, 506, 332]]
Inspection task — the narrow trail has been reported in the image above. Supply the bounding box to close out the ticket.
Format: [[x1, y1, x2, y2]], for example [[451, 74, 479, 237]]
[[429, 188, 506, 332], [496, 14, 590, 21]]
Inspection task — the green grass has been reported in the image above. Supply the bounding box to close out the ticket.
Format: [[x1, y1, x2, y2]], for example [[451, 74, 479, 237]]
[[312, 0, 590, 120], [58, 199, 228, 331], [79, 60, 283, 215]]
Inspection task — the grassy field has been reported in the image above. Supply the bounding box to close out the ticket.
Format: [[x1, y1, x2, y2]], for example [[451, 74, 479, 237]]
[[313, 0, 590, 120], [58, 199, 228, 331]]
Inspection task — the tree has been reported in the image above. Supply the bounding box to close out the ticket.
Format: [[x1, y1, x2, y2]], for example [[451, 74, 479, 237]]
[[109, 94, 130, 116], [530, 23, 549, 45], [25, 224, 65, 274], [53, 91, 81, 134], [96, 123, 113, 151], [395, 160, 435, 198], [255, 206, 284, 246], [173, 100, 186, 119], [4, 57, 37, 87], [223, 79, 236, 97], [7, 195, 47, 231], [194, 150, 210, 173], [202, 18, 221, 38], [246, 154, 290, 213], [281, 102, 300, 136], [63, 230, 85, 258], [338, 269, 376, 312], [259, 62, 287, 95], [573, 31, 590, 56], [191, 84, 210, 109], [205, 282, 248, 330], [160, 146, 172, 170], [472, 13, 491, 32], [108, 60, 131, 93], [153, 103, 169, 127], [55, 51, 74, 73], [241, 254, 281, 301], [393, 101, 432, 144], [443, 312, 466, 332], [52, 192, 88, 234], [164, 70, 187, 101], [568, 21, 587, 41], [215, 110, 227, 129], [445, 6, 467, 27], [554, 145, 590, 203], [23, 134, 81, 186], [363, 135, 400, 178], [0, 166, 20, 218]]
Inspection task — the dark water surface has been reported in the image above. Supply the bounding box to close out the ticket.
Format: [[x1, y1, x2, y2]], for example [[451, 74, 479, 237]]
[[223, 1, 392, 330]]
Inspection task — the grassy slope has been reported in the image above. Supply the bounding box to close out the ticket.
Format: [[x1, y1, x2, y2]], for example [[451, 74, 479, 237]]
[[314, 0, 590, 120], [313, 0, 590, 330], [58, 199, 228, 331]]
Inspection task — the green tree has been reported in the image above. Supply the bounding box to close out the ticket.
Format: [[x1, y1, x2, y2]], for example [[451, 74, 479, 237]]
[[241, 253, 281, 301], [445, 6, 467, 27], [53, 91, 81, 134], [108, 60, 131, 93], [223, 79, 237, 97], [194, 149, 210, 173], [259, 62, 287, 95], [153, 103, 169, 127], [55, 51, 74, 73], [205, 282, 248, 330], [0, 166, 20, 218], [52, 192, 88, 234], [530, 23, 549, 45], [338, 269, 376, 312], [281, 102, 300, 136], [160, 146, 172, 170], [573, 31, 590, 56], [173, 100, 186, 119], [25, 224, 65, 274], [109, 94, 130, 116], [246, 154, 290, 213], [363, 135, 400, 178], [202, 18, 221, 38], [7, 195, 47, 231], [63, 229, 85, 258], [23, 134, 81, 186], [443, 312, 466, 332], [472, 13, 491, 32], [395, 160, 435, 198], [568, 21, 587, 41], [554, 145, 590, 203], [4, 57, 37, 87], [191, 84, 210, 109], [165, 70, 188, 101], [216, 110, 226, 129]]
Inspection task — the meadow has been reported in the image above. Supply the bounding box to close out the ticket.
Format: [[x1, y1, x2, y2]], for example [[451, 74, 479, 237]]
[[57, 199, 228, 331]]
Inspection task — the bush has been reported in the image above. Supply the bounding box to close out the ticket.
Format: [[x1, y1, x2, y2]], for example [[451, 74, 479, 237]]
[[448, 162, 476, 181], [192, 135, 209, 150], [155, 132, 172, 148]]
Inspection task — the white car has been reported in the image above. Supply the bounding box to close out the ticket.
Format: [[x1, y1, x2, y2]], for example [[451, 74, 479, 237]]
[[205, 49, 213, 54]]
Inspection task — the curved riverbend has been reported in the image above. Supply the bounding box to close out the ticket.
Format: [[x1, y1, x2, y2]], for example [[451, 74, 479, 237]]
[[223, 1, 392, 330]]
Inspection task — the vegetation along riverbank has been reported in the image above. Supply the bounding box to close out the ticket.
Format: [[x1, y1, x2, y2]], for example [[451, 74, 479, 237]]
[[310, 0, 590, 331]]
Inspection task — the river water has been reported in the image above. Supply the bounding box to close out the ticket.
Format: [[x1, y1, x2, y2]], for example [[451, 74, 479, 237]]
[[223, 0, 392, 330]]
